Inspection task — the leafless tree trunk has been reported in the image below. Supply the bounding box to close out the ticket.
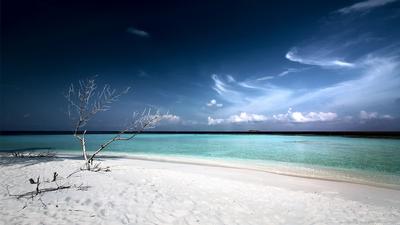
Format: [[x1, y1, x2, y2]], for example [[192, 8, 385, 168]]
[[65, 77, 163, 170]]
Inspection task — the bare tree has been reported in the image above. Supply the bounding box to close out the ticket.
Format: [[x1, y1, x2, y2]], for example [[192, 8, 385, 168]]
[[6, 77, 163, 209], [65, 77, 163, 170]]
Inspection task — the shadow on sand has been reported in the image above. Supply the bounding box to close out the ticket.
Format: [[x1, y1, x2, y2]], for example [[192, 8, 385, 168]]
[[0, 148, 126, 167]]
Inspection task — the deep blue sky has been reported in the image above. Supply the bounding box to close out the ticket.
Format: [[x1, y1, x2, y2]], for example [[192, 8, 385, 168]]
[[1, 0, 400, 131]]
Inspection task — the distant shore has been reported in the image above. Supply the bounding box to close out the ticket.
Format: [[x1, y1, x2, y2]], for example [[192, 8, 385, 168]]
[[2, 130, 400, 139]]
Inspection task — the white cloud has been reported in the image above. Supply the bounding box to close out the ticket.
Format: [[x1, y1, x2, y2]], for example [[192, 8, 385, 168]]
[[273, 108, 338, 123], [126, 27, 150, 37], [292, 112, 338, 123], [207, 109, 338, 125], [338, 0, 398, 14], [359, 110, 394, 120], [206, 99, 223, 107], [381, 114, 394, 119], [207, 116, 224, 125], [227, 112, 268, 123], [161, 114, 180, 122], [207, 112, 268, 125], [285, 48, 355, 68], [359, 110, 379, 119]]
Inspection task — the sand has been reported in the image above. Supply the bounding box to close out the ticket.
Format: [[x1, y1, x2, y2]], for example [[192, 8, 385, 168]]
[[1, 154, 400, 225]]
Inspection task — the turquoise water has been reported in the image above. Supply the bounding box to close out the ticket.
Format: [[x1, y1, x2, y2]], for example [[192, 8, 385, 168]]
[[1, 134, 400, 186]]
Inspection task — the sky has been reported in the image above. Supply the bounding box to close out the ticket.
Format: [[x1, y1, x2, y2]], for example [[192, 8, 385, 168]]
[[1, 0, 400, 131]]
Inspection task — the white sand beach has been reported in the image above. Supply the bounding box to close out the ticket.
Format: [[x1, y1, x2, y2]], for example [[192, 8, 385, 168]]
[[1, 154, 400, 225]]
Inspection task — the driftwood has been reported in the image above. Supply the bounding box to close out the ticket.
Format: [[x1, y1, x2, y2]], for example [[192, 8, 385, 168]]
[[5, 170, 73, 209], [7, 185, 72, 200], [4, 169, 91, 209]]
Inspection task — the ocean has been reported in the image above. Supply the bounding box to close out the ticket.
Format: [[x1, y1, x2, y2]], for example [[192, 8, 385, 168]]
[[1, 134, 400, 188]]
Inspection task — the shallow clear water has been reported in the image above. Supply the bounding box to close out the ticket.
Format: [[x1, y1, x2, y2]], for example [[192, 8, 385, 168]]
[[1, 134, 400, 186]]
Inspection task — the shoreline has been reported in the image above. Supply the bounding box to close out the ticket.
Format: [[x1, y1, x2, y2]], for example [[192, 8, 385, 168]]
[[2, 150, 400, 190], [53, 151, 400, 191], [1, 153, 400, 224]]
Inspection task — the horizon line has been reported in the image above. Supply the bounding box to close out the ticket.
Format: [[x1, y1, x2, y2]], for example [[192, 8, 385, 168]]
[[1, 130, 400, 138]]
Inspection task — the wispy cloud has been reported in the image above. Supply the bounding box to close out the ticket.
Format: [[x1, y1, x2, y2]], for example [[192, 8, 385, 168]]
[[277, 68, 308, 77], [210, 56, 399, 118], [338, 0, 398, 14], [126, 27, 150, 38], [285, 48, 355, 68], [289, 56, 400, 110], [226, 75, 236, 83], [211, 74, 247, 104], [256, 76, 275, 81], [211, 74, 293, 115], [256, 67, 309, 81], [207, 2, 399, 127]]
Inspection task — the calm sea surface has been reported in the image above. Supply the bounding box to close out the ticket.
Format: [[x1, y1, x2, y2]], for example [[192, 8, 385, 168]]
[[1, 134, 400, 187]]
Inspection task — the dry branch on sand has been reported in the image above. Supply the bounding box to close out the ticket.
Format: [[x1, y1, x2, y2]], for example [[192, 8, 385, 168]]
[[5, 170, 72, 209]]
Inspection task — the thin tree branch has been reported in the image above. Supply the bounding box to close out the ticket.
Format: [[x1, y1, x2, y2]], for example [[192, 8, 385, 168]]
[[65, 77, 164, 170], [87, 111, 162, 163]]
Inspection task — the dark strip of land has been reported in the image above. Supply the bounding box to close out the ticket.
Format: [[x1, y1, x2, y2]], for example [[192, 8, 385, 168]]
[[1, 130, 399, 138]]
